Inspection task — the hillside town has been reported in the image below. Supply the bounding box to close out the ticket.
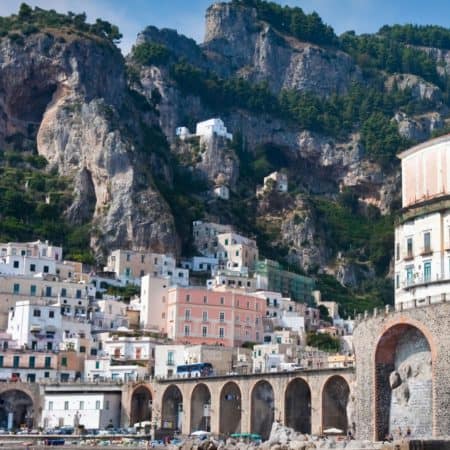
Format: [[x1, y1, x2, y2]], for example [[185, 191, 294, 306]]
[[0, 212, 353, 431]]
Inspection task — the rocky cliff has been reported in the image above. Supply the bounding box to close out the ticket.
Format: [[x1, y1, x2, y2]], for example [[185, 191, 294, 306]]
[[2, 2, 450, 310], [0, 28, 177, 256]]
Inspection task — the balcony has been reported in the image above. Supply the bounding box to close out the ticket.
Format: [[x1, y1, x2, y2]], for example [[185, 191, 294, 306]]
[[402, 272, 450, 289], [420, 247, 433, 256], [166, 360, 175, 366], [403, 252, 414, 261]]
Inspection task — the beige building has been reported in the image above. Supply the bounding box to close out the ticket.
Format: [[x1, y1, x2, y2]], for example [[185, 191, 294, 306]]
[[104, 249, 188, 286], [395, 135, 450, 305], [139, 274, 170, 332], [0, 274, 89, 329], [192, 221, 234, 257], [216, 232, 259, 271]]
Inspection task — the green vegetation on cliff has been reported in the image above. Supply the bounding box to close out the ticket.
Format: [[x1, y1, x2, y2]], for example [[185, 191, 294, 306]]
[[0, 150, 94, 263], [0, 3, 122, 43]]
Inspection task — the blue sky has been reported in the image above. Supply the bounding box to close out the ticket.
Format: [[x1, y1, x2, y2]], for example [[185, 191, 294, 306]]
[[1, 1, 450, 54]]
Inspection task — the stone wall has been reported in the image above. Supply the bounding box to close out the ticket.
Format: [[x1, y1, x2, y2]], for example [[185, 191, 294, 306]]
[[353, 302, 450, 440]]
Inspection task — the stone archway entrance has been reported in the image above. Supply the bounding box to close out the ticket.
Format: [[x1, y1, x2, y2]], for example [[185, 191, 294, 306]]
[[251, 380, 274, 440], [130, 386, 152, 425], [322, 375, 350, 434], [190, 384, 211, 433], [285, 378, 311, 434], [375, 324, 432, 440], [219, 382, 241, 436], [161, 385, 183, 432], [0, 389, 34, 429]]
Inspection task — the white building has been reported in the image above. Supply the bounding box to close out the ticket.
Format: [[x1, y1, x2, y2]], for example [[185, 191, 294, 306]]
[[41, 390, 122, 430], [175, 126, 191, 139], [7, 300, 62, 351], [395, 136, 450, 306], [84, 357, 148, 382], [103, 335, 156, 363], [257, 171, 288, 196], [195, 118, 232, 140], [139, 274, 170, 332], [213, 185, 230, 200], [180, 256, 219, 273]]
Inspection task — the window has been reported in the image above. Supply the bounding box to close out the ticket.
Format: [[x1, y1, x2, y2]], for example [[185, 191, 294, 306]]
[[219, 327, 224, 338], [61, 357, 67, 367], [44, 371, 49, 378], [61, 288, 67, 297], [30, 263, 36, 272], [141, 254, 145, 263], [424, 232, 431, 252], [202, 311, 208, 322], [80, 346, 86, 353], [64, 401, 69, 410], [13, 283, 20, 294], [95, 361, 100, 369], [29, 356, 35, 368], [45, 286, 52, 297], [225, 239, 229, 246], [406, 266, 414, 286], [406, 238, 413, 257], [48, 401, 53, 411], [126, 253, 131, 262], [219, 312, 225, 322], [140, 270, 145, 277], [125, 267, 131, 277], [45, 357, 51, 368], [79, 401, 84, 410], [424, 261, 432, 282], [186, 294, 190, 302], [13, 356, 20, 368], [13, 260, 19, 268], [184, 325, 190, 337], [220, 297, 224, 305], [203, 296, 207, 304], [396, 273, 400, 289], [47, 342, 53, 351], [236, 250, 239, 256], [43, 265, 49, 273], [105, 400, 110, 410], [96, 400, 101, 410], [167, 351, 174, 365], [247, 301, 250, 309], [49, 311, 54, 318], [76, 289, 82, 299], [396, 243, 400, 261], [30, 285, 36, 296], [185, 309, 191, 321], [202, 326, 207, 337], [33, 309, 41, 317], [0, 356, 3, 368]]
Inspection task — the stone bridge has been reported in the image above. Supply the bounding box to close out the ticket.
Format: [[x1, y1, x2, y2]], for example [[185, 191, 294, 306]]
[[122, 368, 354, 439], [353, 300, 450, 440]]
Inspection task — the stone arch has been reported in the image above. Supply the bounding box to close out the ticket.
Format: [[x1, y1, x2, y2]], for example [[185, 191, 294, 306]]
[[190, 383, 211, 433], [374, 322, 433, 440], [285, 377, 311, 434], [321, 375, 350, 434], [219, 381, 241, 436], [161, 385, 183, 432], [250, 380, 274, 440], [0, 389, 34, 429], [130, 385, 153, 426]]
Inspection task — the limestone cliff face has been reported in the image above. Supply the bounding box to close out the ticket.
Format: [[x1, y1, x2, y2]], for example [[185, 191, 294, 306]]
[[203, 2, 361, 96], [0, 31, 177, 255]]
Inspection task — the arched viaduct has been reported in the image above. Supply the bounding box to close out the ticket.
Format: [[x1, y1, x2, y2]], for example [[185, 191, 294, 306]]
[[353, 301, 450, 441], [122, 368, 354, 438]]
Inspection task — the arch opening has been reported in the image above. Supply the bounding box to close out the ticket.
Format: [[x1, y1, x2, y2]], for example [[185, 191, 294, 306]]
[[285, 378, 311, 434], [375, 324, 432, 440], [322, 375, 350, 434], [0, 389, 34, 429], [251, 380, 274, 440], [219, 382, 241, 436], [161, 385, 183, 433], [190, 384, 211, 433], [131, 386, 152, 426]]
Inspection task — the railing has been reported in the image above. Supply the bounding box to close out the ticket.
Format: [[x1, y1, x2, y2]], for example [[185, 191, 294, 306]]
[[356, 292, 449, 323], [402, 271, 450, 288]]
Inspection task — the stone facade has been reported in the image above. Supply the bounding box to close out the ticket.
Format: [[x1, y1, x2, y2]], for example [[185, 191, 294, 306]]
[[353, 302, 450, 440]]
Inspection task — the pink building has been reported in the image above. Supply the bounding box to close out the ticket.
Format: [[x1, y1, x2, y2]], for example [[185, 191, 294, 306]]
[[167, 287, 266, 347]]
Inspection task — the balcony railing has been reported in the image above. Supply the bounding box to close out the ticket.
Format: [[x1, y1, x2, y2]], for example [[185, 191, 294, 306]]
[[420, 247, 433, 256], [402, 272, 449, 288], [403, 252, 414, 261]]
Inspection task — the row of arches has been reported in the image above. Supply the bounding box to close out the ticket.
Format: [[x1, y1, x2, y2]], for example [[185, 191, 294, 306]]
[[131, 376, 350, 439]]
